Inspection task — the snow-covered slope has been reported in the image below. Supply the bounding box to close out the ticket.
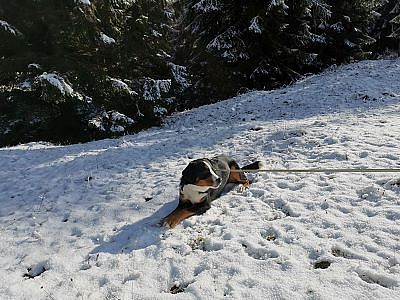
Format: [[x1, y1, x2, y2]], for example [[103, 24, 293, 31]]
[[1, 59, 400, 299]]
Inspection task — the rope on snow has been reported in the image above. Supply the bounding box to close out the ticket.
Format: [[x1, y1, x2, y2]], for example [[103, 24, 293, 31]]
[[229, 168, 400, 173]]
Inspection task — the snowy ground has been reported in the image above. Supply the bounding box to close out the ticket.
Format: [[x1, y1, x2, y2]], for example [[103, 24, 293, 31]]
[[1, 59, 400, 299]]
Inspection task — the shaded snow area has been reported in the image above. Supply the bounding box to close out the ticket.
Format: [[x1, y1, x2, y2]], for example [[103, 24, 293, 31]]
[[1, 59, 400, 299]]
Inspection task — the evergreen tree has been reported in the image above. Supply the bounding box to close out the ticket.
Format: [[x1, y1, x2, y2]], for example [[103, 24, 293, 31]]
[[175, 0, 379, 103], [374, 0, 400, 54], [0, 0, 188, 146], [321, 0, 379, 63], [175, 0, 291, 102]]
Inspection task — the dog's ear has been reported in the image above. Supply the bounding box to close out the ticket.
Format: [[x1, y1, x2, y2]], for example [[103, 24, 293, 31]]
[[181, 165, 197, 185], [181, 160, 205, 184]]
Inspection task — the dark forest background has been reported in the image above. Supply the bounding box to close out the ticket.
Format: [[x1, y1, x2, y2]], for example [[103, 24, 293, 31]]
[[0, 0, 399, 147]]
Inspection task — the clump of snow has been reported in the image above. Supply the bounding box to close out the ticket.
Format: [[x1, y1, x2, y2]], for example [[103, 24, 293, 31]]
[[151, 29, 162, 37], [153, 106, 168, 116], [168, 63, 190, 90], [1, 58, 400, 299], [143, 78, 171, 102], [309, 32, 326, 44], [36, 72, 84, 101], [19, 80, 32, 91], [109, 111, 134, 125], [330, 22, 344, 32], [28, 63, 41, 70], [0, 20, 22, 36], [207, 27, 249, 62], [89, 110, 134, 133], [249, 16, 263, 34], [78, 0, 91, 5], [100, 32, 115, 44], [37, 72, 74, 96], [193, 0, 221, 13], [108, 77, 138, 96], [345, 39, 357, 48], [156, 49, 171, 58], [110, 125, 125, 133], [268, 0, 289, 10], [88, 115, 106, 131]]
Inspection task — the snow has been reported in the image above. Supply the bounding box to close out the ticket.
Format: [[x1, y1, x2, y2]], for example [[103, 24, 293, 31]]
[[193, 0, 222, 13], [168, 63, 190, 90], [151, 29, 162, 37], [153, 106, 168, 116], [1, 58, 400, 299], [78, 0, 91, 5], [207, 27, 249, 62], [249, 16, 263, 34], [88, 115, 106, 131], [0, 20, 22, 36], [269, 0, 289, 10], [100, 32, 115, 44], [88, 111, 134, 133], [28, 63, 41, 70], [330, 22, 345, 32], [19, 80, 32, 91], [109, 77, 138, 96], [36, 72, 85, 101], [109, 111, 134, 125], [143, 78, 171, 102], [310, 32, 326, 44], [37, 72, 74, 96]]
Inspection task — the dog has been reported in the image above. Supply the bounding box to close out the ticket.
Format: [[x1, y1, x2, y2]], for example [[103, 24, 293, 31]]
[[162, 155, 263, 228]]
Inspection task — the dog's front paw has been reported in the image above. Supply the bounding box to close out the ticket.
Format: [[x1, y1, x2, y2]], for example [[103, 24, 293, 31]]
[[162, 214, 181, 228]]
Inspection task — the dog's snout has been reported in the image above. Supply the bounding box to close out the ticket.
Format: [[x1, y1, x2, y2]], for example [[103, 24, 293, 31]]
[[216, 177, 221, 184]]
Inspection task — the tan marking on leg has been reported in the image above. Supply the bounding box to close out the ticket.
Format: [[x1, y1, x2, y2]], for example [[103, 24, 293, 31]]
[[228, 168, 242, 183], [163, 209, 195, 228], [229, 166, 251, 189]]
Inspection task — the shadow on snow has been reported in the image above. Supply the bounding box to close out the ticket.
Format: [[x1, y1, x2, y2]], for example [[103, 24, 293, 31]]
[[90, 198, 177, 254]]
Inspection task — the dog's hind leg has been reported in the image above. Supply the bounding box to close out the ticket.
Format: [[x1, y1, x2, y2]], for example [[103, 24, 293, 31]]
[[227, 160, 250, 188]]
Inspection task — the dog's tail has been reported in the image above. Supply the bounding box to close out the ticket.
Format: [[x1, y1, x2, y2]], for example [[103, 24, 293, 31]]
[[241, 161, 266, 171]]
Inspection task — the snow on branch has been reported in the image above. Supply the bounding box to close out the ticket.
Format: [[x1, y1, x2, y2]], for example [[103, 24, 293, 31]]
[[143, 79, 171, 102], [108, 77, 138, 96], [89, 110, 134, 133], [38, 73, 74, 96], [193, 0, 222, 13], [100, 32, 115, 44], [249, 16, 263, 34], [309, 0, 332, 20], [0, 20, 22, 36], [77, 0, 91, 5], [207, 27, 249, 62], [36, 72, 84, 101], [268, 0, 289, 10], [168, 63, 190, 90]]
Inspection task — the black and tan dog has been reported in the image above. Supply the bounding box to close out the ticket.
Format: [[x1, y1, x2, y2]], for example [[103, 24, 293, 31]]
[[162, 155, 263, 228]]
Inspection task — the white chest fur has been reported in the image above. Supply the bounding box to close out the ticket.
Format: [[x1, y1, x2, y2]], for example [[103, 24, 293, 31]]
[[181, 184, 210, 204]]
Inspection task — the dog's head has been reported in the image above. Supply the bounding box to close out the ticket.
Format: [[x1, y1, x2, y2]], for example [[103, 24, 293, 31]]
[[181, 159, 221, 188], [180, 159, 221, 203]]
